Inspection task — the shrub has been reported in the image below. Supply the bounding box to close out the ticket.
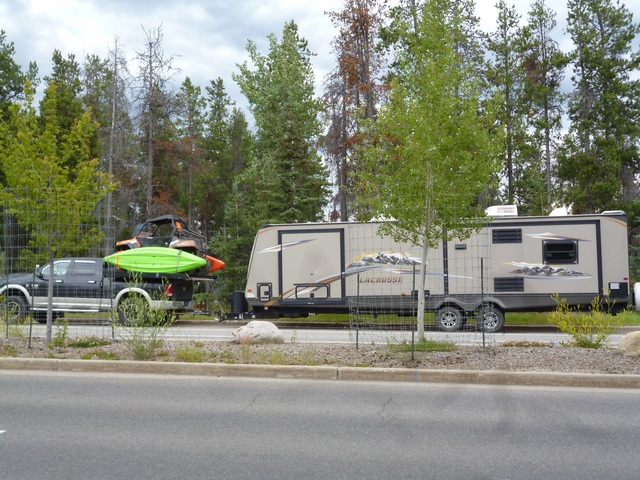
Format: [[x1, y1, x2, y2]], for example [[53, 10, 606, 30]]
[[113, 288, 173, 360], [549, 294, 621, 348], [50, 320, 69, 347]]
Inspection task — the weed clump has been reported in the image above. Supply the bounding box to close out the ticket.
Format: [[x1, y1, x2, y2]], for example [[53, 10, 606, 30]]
[[549, 294, 621, 348], [175, 345, 205, 363]]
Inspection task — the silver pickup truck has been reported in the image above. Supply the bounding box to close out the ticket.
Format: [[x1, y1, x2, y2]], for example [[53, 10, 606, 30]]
[[0, 257, 195, 324]]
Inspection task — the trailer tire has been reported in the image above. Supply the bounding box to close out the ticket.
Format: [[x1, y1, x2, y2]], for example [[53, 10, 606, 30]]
[[477, 305, 505, 333], [436, 306, 464, 332]]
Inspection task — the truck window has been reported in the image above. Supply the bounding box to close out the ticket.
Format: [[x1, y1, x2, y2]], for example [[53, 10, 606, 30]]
[[543, 241, 577, 264], [70, 260, 98, 276], [42, 260, 71, 277]]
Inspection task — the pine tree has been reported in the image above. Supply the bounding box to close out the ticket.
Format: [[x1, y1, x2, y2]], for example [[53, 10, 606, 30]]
[[485, 0, 527, 207], [0, 30, 38, 122], [558, 0, 640, 213], [518, 0, 568, 214], [174, 76, 206, 224], [234, 21, 329, 225]]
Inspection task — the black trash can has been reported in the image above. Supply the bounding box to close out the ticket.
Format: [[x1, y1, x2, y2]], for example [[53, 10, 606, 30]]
[[228, 291, 248, 315]]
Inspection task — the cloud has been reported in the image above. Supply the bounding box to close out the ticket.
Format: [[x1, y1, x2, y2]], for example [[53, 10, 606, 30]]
[[2, 0, 638, 119]]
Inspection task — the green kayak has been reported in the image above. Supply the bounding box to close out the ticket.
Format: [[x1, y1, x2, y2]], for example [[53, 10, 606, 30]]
[[104, 247, 207, 274]]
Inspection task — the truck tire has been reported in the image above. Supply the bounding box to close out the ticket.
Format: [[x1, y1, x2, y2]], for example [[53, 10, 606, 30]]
[[117, 294, 149, 325], [477, 305, 505, 333], [436, 306, 464, 332], [3, 295, 28, 323]]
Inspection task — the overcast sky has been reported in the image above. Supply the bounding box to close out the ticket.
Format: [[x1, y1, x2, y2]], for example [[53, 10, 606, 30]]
[[1, 0, 637, 119]]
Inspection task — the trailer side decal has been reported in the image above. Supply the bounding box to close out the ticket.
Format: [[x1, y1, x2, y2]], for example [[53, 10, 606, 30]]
[[507, 261, 590, 278], [259, 239, 315, 253]]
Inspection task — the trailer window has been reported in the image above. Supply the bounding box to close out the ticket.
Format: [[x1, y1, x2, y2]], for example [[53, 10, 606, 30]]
[[543, 241, 577, 264], [492, 228, 522, 244]]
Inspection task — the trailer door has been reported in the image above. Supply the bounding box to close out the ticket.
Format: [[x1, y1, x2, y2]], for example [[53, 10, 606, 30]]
[[279, 228, 345, 303]]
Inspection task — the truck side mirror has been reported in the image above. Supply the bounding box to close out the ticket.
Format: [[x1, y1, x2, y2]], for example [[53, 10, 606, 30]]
[[35, 264, 48, 279]]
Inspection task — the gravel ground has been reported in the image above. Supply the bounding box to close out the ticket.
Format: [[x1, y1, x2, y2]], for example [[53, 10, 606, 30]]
[[3, 337, 640, 375]]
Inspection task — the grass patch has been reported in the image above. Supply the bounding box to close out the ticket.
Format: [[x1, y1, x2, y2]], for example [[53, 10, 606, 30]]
[[67, 336, 111, 348], [92, 350, 120, 360], [505, 312, 555, 325], [1, 343, 18, 356], [175, 345, 205, 363]]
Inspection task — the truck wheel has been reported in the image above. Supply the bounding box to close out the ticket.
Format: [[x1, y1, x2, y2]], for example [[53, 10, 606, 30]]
[[436, 306, 464, 332], [477, 305, 505, 333], [117, 294, 149, 325], [3, 295, 28, 323]]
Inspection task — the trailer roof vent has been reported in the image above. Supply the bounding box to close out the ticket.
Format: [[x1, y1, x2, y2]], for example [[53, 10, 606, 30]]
[[602, 210, 626, 215], [485, 205, 518, 217]]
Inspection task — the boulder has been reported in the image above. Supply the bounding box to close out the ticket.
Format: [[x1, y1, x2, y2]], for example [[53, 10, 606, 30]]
[[618, 331, 640, 357], [232, 321, 284, 344]]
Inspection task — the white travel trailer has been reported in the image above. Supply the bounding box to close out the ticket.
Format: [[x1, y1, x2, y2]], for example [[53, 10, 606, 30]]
[[240, 210, 630, 332]]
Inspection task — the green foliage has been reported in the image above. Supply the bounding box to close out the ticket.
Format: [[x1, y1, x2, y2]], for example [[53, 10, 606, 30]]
[[0, 342, 18, 357], [0, 294, 21, 327], [118, 322, 166, 361], [113, 275, 177, 327], [113, 288, 173, 361], [50, 319, 69, 348], [548, 293, 622, 348], [67, 336, 111, 348], [356, 0, 501, 340], [516, 0, 568, 214], [175, 345, 205, 363], [356, 0, 499, 247], [221, 21, 329, 297], [485, 1, 528, 207], [200, 78, 234, 233], [0, 82, 114, 265], [234, 20, 329, 225], [557, 0, 640, 213], [79, 348, 120, 361], [0, 29, 37, 123]]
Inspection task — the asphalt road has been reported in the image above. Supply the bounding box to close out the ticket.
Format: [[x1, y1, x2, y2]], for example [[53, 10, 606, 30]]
[[2, 370, 639, 480]]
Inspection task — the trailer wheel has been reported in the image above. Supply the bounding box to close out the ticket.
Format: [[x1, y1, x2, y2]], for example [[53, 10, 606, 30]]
[[436, 306, 464, 332], [477, 305, 505, 333]]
